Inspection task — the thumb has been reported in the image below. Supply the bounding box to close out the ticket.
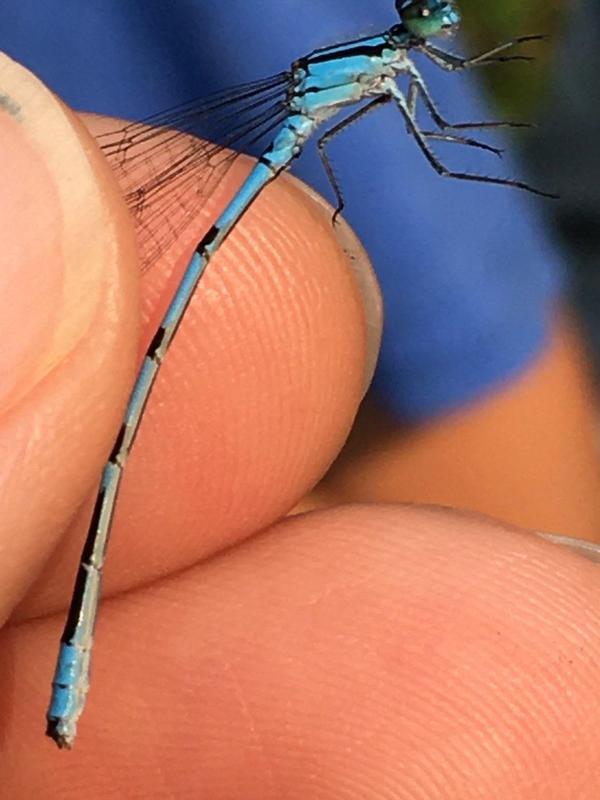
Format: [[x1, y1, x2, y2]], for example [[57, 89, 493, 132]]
[[0, 54, 139, 621]]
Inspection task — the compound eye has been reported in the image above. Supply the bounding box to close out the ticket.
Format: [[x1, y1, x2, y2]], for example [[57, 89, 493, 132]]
[[397, 0, 461, 38]]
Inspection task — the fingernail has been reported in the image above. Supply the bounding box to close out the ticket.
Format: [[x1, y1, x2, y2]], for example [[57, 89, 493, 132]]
[[0, 54, 122, 413], [286, 178, 383, 394], [535, 531, 600, 563], [332, 215, 383, 394]]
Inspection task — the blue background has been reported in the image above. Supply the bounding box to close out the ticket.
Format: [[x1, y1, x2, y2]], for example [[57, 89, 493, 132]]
[[0, 0, 563, 419]]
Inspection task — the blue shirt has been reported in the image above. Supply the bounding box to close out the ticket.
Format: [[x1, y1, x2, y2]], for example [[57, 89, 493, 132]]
[[1, 0, 563, 419]]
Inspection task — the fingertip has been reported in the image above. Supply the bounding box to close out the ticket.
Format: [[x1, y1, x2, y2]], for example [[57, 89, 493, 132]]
[[0, 55, 139, 615], [0, 54, 138, 411], [284, 175, 383, 393], [5, 505, 599, 797], [17, 121, 382, 618], [128, 161, 377, 543]]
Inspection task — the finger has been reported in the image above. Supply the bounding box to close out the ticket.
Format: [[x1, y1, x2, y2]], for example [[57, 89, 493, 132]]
[[313, 313, 600, 543], [0, 55, 140, 621], [3, 506, 599, 796], [15, 113, 382, 619]]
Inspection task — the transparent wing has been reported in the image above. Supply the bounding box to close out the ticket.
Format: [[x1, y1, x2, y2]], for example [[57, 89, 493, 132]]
[[96, 72, 291, 270]]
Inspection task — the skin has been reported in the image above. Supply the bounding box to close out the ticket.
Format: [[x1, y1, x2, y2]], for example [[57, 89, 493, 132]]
[[309, 316, 600, 542], [1, 55, 599, 798]]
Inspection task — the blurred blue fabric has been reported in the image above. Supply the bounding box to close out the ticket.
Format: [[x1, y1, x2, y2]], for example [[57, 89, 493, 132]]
[[0, 0, 564, 419]]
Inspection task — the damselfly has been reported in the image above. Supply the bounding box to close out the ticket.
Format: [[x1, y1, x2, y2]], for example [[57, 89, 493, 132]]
[[46, 0, 553, 748]]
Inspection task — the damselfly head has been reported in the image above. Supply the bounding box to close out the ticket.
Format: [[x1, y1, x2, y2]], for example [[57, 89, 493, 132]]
[[397, 0, 461, 39]]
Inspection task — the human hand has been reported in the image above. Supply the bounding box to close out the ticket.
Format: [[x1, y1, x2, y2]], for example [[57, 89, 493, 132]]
[[1, 54, 599, 799]]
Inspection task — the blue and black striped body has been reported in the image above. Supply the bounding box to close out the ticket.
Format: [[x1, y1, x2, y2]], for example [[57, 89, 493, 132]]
[[46, 22, 419, 750], [47, 0, 547, 748]]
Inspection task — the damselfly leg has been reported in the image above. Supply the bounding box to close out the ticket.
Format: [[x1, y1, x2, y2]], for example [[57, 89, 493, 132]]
[[388, 80, 557, 198], [419, 34, 547, 72]]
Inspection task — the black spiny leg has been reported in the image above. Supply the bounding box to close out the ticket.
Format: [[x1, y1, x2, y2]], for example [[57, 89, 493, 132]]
[[389, 86, 558, 199], [317, 96, 390, 223], [419, 34, 547, 72], [406, 72, 502, 158], [317, 93, 514, 223], [407, 66, 531, 136], [419, 130, 503, 158]]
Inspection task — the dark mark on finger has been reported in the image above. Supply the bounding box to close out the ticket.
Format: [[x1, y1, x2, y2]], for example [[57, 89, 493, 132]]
[[0, 93, 23, 120]]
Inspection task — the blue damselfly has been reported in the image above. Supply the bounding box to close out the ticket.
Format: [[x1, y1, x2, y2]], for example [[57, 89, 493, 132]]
[[47, 0, 553, 748]]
